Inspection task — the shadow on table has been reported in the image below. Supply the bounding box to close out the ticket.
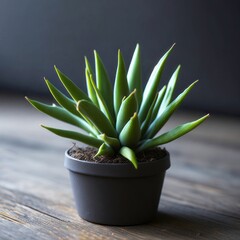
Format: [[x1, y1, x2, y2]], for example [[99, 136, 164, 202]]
[[154, 211, 217, 237], [122, 209, 237, 239]]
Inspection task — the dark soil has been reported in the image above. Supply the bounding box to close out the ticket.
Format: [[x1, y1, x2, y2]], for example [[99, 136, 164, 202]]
[[68, 145, 167, 164]]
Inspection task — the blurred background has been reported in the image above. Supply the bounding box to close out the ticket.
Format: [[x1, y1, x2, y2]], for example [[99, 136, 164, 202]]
[[0, 0, 239, 116]]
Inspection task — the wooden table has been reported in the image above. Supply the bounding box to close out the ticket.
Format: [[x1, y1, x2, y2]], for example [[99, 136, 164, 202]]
[[1, 95, 240, 240]]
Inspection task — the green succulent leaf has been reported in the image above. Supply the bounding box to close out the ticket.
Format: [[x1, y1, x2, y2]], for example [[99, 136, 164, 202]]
[[95, 143, 115, 157], [141, 90, 161, 136], [145, 80, 198, 139], [119, 146, 138, 169], [85, 56, 94, 77], [139, 44, 175, 122], [85, 68, 99, 107], [77, 100, 117, 138], [149, 85, 167, 125], [94, 50, 114, 117], [26, 97, 95, 134], [158, 65, 181, 114], [41, 125, 103, 148], [114, 50, 129, 115], [45, 79, 81, 117], [127, 44, 142, 105], [119, 112, 141, 147], [116, 89, 138, 133], [137, 114, 209, 152], [54, 66, 89, 102], [141, 84, 168, 136], [98, 134, 121, 151], [88, 74, 115, 125]]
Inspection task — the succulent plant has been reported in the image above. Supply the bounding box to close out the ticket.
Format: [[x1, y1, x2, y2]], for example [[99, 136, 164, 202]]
[[26, 44, 209, 169]]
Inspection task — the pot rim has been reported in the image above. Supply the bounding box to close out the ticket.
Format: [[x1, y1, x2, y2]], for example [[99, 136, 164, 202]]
[[64, 148, 170, 178]]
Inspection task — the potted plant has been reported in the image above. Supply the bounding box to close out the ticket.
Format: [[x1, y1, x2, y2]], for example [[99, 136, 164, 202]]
[[26, 44, 209, 226]]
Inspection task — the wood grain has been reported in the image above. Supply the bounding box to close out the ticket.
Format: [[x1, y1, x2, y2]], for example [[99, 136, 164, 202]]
[[0, 95, 240, 239]]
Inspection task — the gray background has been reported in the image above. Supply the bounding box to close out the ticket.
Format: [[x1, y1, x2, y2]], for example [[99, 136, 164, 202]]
[[0, 0, 239, 115]]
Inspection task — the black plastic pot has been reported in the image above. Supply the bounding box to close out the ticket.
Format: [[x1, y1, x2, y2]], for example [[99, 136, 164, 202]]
[[64, 149, 170, 226]]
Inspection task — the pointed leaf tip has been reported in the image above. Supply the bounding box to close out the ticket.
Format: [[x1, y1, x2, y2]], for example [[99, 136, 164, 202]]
[[138, 113, 209, 152], [119, 112, 141, 147], [95, 143, 114, 157], [114, 49, 129, 115], [119, 147, 138, 169], [116, 89, 138, 133]]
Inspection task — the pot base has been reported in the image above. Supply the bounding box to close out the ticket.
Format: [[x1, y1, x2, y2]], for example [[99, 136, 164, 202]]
[[65, 149, 170, 226], [68, 171, 166, 226]]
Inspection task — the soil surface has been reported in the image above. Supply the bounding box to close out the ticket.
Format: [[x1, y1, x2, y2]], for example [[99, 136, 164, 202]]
[[68, 145, 167, 164]]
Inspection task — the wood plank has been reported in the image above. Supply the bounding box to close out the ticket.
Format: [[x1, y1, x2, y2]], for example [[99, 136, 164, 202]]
[[0, 95, 240, 239]]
